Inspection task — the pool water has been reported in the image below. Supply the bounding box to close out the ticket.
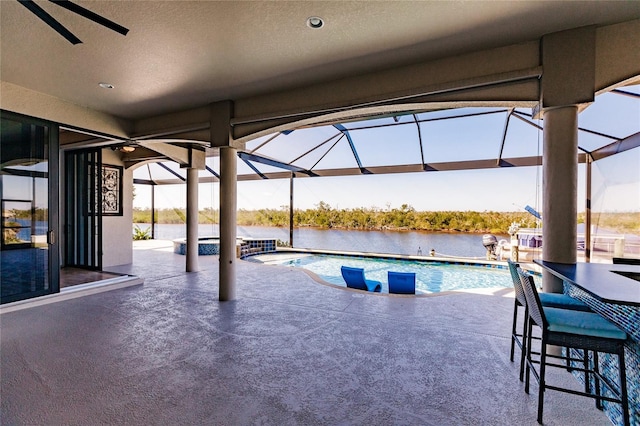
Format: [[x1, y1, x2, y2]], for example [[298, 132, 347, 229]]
[[266, 254, 513, 294]]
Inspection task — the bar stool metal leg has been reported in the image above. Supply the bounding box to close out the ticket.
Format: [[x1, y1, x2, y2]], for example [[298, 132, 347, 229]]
[[510, 298, 519, 362], [519, 306, 528, 382], [583, 349, 590, 396], [537, 343, 547, 424], [593, 351, 602, 410], [619, 351, 630, 426], [525, 319, 533, 395]]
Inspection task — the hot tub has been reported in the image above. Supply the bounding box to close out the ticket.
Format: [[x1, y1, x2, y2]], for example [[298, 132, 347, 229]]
[[173, 237, 222, 255], [173, 236, 277, 257]]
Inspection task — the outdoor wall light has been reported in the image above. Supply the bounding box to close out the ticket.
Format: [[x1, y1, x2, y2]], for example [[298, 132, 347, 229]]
[[99, 82, 114, 89], [306, 16, 324, 29], [111, 145, 135, 153]]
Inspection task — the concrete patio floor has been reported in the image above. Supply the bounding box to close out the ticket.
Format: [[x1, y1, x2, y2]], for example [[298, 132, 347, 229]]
[[1, 240, 611, 425]]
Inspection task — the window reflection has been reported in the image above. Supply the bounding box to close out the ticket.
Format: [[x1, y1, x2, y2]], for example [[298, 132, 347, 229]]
[[1, 115, 50, 303]]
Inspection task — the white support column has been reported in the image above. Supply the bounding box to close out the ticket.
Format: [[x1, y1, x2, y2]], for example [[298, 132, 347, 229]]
[[186, 167, 199, 272], [219, 146, 237, 301], [542, 106, 578, 292]]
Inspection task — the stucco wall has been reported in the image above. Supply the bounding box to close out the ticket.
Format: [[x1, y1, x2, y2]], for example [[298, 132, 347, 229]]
[[101, 149, 133, 267]]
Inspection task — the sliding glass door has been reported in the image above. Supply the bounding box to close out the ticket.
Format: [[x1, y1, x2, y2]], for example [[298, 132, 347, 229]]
[[1, 111, 59, 304]]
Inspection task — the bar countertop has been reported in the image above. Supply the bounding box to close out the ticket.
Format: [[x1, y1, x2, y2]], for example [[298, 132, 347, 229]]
[[534, 260, 640, 306]]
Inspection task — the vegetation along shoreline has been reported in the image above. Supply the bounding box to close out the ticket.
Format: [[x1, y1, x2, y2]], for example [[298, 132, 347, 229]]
[[132, 202, 638, 235]]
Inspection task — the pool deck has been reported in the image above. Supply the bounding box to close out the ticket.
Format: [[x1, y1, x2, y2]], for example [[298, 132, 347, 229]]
[[1, 240, 611, 425]]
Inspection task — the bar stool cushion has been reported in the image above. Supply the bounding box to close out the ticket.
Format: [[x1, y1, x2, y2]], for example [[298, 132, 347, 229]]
[[538, 293, 591, 311], [544, 307, 628, 340]]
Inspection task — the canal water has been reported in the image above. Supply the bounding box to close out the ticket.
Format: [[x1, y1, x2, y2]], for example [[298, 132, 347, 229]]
[[134, 223, 500, 258], [134, 222, 640, 259]]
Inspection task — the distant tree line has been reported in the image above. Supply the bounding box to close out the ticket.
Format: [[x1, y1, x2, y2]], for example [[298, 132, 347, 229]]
[[133, 203, 640, 234], [4, 205, 635, 235], [5, 208, 48, 221], [135, 202, 546, 234], [3, 205, 636, 235]]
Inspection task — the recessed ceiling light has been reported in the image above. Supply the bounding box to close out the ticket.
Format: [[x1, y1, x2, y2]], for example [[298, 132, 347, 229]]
[[99, 82, 114, 89], [306, 16, 324, 29]]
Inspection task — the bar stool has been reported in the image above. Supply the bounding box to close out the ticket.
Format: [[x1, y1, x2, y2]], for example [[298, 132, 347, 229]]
[[507, 260, 591, 381], [517, 267, 630, 426]]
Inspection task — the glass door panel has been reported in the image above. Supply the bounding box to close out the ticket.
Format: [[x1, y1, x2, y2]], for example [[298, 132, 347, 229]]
[[1, 113, 58, 304]]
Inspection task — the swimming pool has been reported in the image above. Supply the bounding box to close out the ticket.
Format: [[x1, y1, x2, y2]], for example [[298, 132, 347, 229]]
[[254, 253, 513, 294]]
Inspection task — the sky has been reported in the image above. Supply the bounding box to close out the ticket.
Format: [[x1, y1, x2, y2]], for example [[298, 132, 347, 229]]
[[137, 168, 539, 212], [133, 86, 640, 213]]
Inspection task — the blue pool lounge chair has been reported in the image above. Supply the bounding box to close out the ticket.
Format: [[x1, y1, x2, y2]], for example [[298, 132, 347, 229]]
[[340, 266, 382, 292], [388, 271, 416, 294]]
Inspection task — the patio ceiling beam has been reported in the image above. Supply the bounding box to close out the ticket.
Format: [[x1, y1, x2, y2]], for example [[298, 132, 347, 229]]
[[131, 122, 211, 141], [577, 127, 621, 141], [296, 153, 588, 176], [137, 141, 191, 164], [239, 155, 268, 179], [133, 178, 155, 185], [124, 158, 169, 169], [145, 164, 156, 184], [512, 111, 543, 130], [136, 142, 206, 169], [339, 109, 508, 132], [233, 77, 537, 139], [511, 110, 596, 156], [334, 124, 368, 174], [134, 154, 560, 186], [497, 108, 515, 165], [611, 89, 640, 99], [414, 108, 509, 125], [513, 110, 620, 141], [121, 146, 175, 169], [237, 151, 317, 177], [157, 162, 186, 182], [231, 59, 542, 137], [206, 166, 220, 179], [413, 114, 426, 170], [261, 156, 547, 178], [139, 164, 157, 186], [591, 131, 640, 161]]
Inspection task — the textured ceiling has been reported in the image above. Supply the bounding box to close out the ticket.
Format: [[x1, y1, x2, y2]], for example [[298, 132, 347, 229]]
[[2, 1, 640, 120]]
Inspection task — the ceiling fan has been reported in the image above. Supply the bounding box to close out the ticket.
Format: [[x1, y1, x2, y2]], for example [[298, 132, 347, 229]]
[[110, 139, 211, 153], [17, 0, 129, 45]]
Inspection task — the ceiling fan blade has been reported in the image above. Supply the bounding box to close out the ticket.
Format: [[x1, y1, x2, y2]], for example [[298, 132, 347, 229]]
[[49, 0, 129, 36], [18, 0, 82, 44]]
